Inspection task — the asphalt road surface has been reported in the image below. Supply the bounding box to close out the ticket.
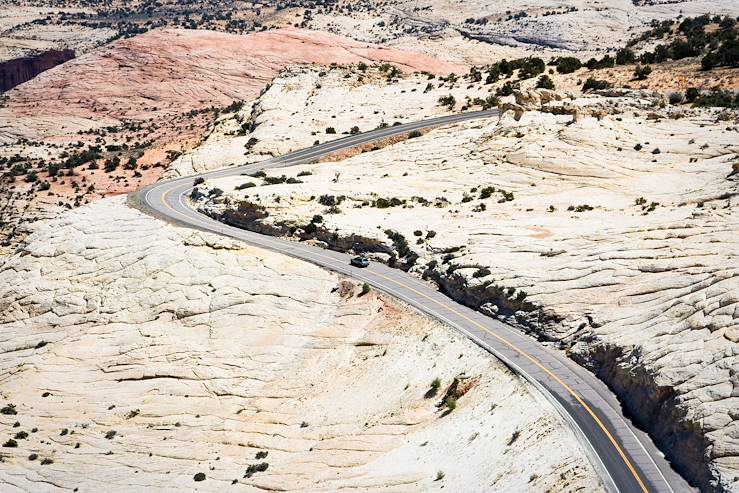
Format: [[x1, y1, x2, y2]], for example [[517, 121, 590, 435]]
[[132, 110, 694, 493]]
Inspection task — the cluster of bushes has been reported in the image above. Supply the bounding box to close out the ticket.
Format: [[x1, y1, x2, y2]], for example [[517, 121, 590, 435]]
[[385, 229, 418, 267], [317, 195, 340, 206], [263, 174, 302, 185], [627, 15, 737, 70], [484, 57, 545, 83], [374, 197, 405, 208], [582, 77, 612, 91], [686, 88, 739, 108]]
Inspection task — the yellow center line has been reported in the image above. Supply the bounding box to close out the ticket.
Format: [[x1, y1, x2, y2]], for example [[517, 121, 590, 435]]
[[157, 179, 649, 493]]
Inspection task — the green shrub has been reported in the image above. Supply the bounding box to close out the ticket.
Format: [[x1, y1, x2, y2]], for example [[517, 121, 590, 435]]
[[244, 462, 269, 478], [479, 186, 496, 199], [263, 175, 287, 185], [0, 404, 17, 415], [359, 283, 371, 296], [325, 127, 336, 134], [691, 89, 739, 108], [555, 56, 582, 74], [615, 48, 636, 65], [536, 75, 555, 90], [438, 95, 456, 109], [407, 130, 422, 139], [510, 57, 545, 79], [193, 472, 206, 482], [633, 65, 652, 80], [582, 78, 612, 91], [3, 439, 18, 447]]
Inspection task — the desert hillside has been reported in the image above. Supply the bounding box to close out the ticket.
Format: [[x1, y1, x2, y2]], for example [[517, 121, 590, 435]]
[[0, 27, 462, 250], [0, 197, 601, 492], [195, 90, 739, 492], [0, 3, 738, 493]]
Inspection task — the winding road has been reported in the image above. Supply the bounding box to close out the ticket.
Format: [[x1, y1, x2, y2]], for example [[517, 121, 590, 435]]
[[131, 110, 693, 493]]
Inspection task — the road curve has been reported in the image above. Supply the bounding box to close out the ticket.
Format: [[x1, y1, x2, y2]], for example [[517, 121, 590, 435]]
[[131, 110, 693, 493]]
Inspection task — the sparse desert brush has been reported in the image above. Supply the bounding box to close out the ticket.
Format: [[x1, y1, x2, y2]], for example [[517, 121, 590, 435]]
[[359, 283, 371, 296]]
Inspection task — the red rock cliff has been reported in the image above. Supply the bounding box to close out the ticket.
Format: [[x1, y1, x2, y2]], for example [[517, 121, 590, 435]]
[[0, 49, 75, 92]]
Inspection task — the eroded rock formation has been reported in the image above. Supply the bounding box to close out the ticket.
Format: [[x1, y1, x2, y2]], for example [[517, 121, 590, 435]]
[[0, 49, 74, 92]]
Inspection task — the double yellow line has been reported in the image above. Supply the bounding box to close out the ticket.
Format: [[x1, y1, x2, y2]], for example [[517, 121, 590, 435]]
[[156, 176, 650, 493]]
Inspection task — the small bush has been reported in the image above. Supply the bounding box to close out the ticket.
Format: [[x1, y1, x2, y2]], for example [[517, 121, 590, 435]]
[[407, 130, 422, 139], [235, 182, 256, 190], [193, 177, 205, 186], [297, 170, 312, 177], [244, 462, 269, 478], [325, 127, 336, 134], [435, 470, 445, 481], [582, 78, 612, 91], [438, 95, 456, 109], [0, 404, 17, 415], [536, 75, 555, 90], [3, 439, 18, 447], [633, 65, 652, 80], [445, 398, 457, 411], [15, 431, 28, 439], [479, 186, 496, 199], [430, 378, 442, 390], [359, 283, 371, 297], [555, 56, 582, 74], [263, 175, 287, 185], [255, 451, 269, 459], [193, 472, 206, 482], [28, 453, 38, 461], [105, 430, 117, 440], [40, 458, 54, 465]]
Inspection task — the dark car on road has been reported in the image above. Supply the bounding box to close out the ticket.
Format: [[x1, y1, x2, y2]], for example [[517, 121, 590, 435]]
[[350, 256, 369, 268]]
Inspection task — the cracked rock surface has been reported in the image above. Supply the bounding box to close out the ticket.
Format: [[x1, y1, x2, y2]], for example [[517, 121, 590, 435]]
[[0, 197, 600, 492], [203, 97, 739, 491]]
